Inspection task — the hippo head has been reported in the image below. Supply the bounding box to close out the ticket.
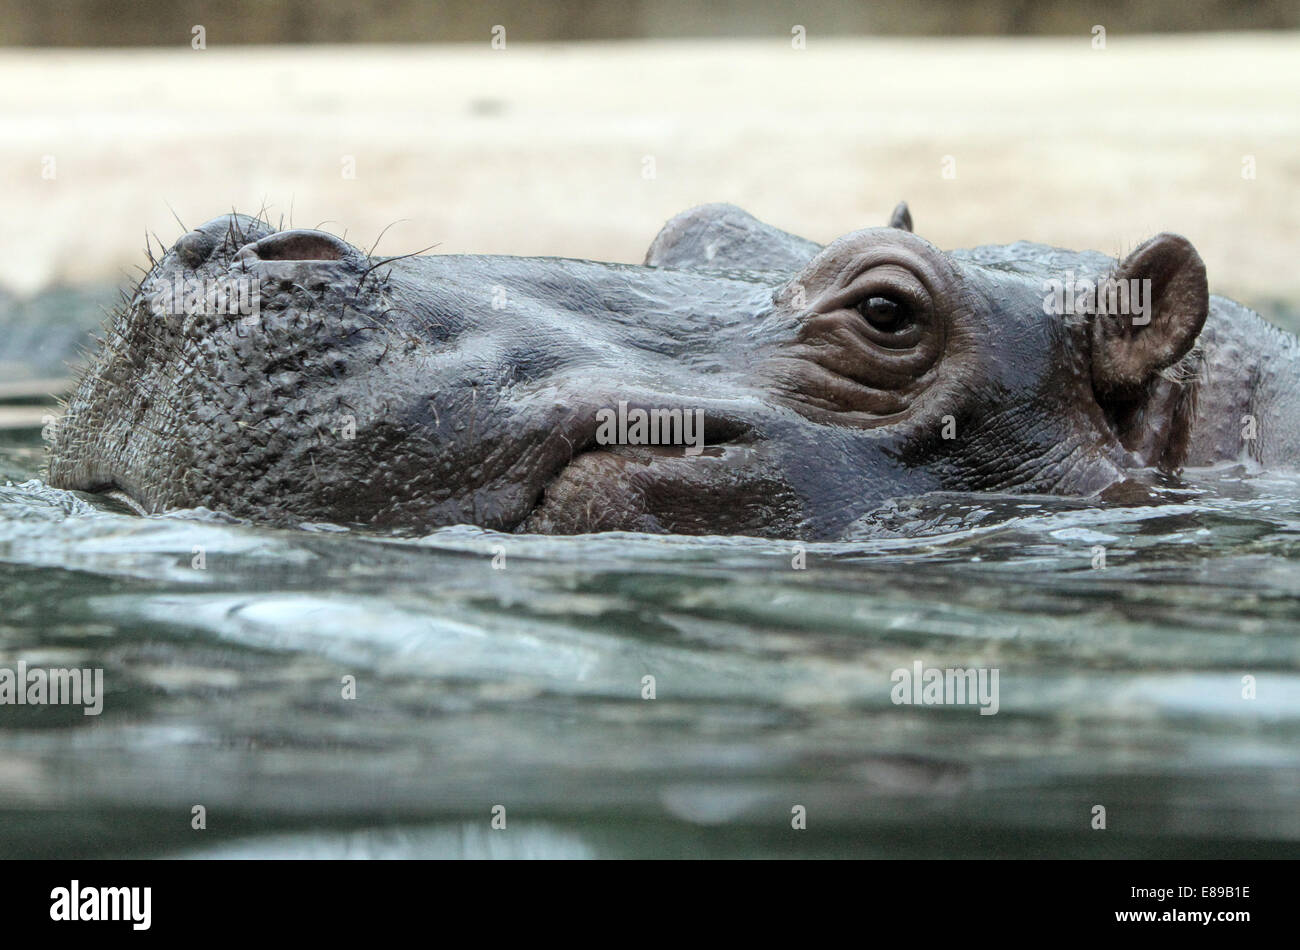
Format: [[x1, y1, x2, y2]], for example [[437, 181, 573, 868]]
[[48, 207, 1208, 539]]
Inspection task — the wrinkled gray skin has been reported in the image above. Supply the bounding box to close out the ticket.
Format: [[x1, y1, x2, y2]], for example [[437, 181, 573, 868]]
[[48, 203, 1300, 538]]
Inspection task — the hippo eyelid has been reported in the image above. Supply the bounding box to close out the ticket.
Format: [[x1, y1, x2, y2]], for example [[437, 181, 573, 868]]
[[819, 264, 931, 315]]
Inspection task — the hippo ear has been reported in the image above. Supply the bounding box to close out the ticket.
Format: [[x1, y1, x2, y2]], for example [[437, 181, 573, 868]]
[[888, 201, 913, 232], [1091, 234, 1208, 400]]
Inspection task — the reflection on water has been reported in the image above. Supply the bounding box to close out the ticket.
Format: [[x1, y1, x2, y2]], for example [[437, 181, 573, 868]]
[[1, 431, 1298, 858]]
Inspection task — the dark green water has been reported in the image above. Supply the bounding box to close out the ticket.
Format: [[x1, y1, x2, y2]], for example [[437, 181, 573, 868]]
[[2, 428, 1298, 858]]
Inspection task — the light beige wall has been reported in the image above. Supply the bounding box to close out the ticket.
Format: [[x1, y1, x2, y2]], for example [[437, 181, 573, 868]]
[[1, 36, 1295, 304]]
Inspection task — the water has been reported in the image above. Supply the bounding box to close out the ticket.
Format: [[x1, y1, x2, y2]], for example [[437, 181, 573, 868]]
[[2, 425, 1298, 859]]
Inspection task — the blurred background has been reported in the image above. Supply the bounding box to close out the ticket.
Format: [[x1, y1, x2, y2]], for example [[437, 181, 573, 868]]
[[5, 0, 1300, 44], [1, 3, 1298, 381]]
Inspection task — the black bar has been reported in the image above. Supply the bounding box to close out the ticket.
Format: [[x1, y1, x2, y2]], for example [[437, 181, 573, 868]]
[[3, 859, 1284, 938]]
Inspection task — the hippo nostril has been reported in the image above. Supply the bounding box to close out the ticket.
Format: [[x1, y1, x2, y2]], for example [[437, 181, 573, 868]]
[[169, 213, 276, 268], [703, 415, 754, 446], [173, 229, 218, 268], [235, 229, 355, 263]]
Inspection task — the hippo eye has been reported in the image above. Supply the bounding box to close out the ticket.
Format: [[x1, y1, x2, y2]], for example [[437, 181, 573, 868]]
[[857, 296, 912, 333]]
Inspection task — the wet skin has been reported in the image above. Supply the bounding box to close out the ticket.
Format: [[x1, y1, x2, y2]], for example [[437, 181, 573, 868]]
[[47, 204, 1300, 539]]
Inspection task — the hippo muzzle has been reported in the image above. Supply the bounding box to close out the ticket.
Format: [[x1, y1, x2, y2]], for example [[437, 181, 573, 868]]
[[49, 213, 802, 535]]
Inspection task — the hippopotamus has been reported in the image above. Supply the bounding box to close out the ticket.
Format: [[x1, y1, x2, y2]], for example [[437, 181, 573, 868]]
[[46, 203, 1300, 539]]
